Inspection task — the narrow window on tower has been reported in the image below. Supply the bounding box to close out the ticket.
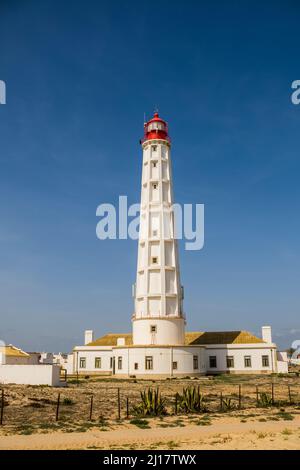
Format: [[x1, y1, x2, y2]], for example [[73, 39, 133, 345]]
[[145, 356, 153, 370], [152, 257, 158, 264], [134, 363, 138, 370], [152, 145, 157, 152], [152, 162, 157, 168], [173, 361, 178, 370], [153, 183, 157, 190], [150, 325, 157, 333]]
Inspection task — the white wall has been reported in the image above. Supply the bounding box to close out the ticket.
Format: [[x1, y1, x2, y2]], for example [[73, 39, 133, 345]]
[[0, 365, 62, 386], [205, 345, 277, 373], [277, 361, 288, 373], [71, 343, 286, 376], [73, 347, 113, 374], [64, 354, 74, 375], [276, 351, 288, 373], [114, 346, 206, 377]]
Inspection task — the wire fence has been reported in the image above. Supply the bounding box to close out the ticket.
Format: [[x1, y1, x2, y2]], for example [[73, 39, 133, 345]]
[[1, 379, 300, 428]]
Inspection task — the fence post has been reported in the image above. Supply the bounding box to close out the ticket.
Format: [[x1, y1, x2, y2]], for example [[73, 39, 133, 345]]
[[220, 392, 223, 411], [288, 385, 292, 405], [175, 394, 178, 415], [256, 386, 259, 405], [89, 395, 94, 421], [271, 382, 274, 406], [117, 388, 121, 420], [238, 384, 242, 409], [0, 389, 4, 425], [126, 397, 129, 419], [55, 393, 60, 422]]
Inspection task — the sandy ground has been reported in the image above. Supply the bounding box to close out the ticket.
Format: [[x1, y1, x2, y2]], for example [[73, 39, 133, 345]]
[[0, 373, 299, 449], [0, 415, 300, 450]]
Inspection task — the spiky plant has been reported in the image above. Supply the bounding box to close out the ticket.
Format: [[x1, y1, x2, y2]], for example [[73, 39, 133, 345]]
[[220, 397, 235, 411], [257, 392, 273, 408], [133, 388, 167, 417], [176, 386, 207, 413]]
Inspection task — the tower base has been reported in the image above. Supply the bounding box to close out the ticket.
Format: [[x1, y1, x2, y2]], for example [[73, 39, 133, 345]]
[[132, 317, 185, 346]]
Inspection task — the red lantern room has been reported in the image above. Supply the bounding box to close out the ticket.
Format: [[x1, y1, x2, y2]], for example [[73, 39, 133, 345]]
[[141, 112, 170, 144]]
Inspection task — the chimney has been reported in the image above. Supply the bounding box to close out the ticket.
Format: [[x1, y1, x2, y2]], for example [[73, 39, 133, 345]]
[[262, 326, 272, 343], [84, 330, 94, 345]]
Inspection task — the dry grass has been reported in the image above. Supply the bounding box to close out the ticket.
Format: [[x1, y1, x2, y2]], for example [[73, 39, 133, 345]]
[[0, 373, 299, 436]]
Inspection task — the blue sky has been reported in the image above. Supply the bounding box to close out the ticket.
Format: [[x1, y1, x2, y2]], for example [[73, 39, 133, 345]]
[[0, 0, 299, 352]]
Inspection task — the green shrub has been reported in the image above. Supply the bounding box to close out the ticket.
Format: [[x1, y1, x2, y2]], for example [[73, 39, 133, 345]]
[[62, 397, 75, 406], [130, 418, 151, 428], [133, 388, 167, 417], [176, 386, 207, 413], [221, 397, 236, 411], [257, 392, 273, 407]]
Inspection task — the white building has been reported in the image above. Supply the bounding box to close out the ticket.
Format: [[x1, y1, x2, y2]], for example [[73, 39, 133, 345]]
[[53, 352, 74, 375], [73, 112, 288, 377], [0, 344, 63, 386]]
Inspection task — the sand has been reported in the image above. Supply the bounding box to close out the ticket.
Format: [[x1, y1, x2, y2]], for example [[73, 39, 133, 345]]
[[1, 373, 299, 449], [0, 415, 299, 450]]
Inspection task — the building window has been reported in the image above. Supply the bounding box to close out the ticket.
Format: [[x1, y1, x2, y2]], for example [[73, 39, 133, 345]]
[[152, 230, 158, 237], [79, 357, 86, 369], [193, 355, 199, 370], [145, 356, 153, 370], [152, 257, 158, 264], [209, 356, 217, 368], [226, 356, 234, 368], [262, 355, 270, 367], [150, 325, 157, 333], [152, 162, 157, 168], [95, 357, 101, 369], [173, 361, 178, 370], [244, 356, 252, 368], [152, 145, 157, 152], [118, 356, 123, 370], [134, 363, 138, 370], [153, 183, 157, 190], [110, 357, 113, 368]]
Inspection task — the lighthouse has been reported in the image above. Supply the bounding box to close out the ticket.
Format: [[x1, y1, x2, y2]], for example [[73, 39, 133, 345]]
[[132, 112, 186, 346], [72, 111, 288, 378]]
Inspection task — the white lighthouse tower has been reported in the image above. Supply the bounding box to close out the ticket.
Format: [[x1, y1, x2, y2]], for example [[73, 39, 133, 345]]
[[132, 112, 186, 346], [72, 111, 288, 378]]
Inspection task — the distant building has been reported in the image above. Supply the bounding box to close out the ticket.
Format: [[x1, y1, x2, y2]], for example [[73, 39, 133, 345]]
[[0, 345, 31, 365], [53, 352, 74, 375], [0, 344, 64, 386]]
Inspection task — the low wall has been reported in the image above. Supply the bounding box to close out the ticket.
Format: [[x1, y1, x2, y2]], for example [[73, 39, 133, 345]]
[[277, 361, 289, 373], [0, 364, 63, 386]]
